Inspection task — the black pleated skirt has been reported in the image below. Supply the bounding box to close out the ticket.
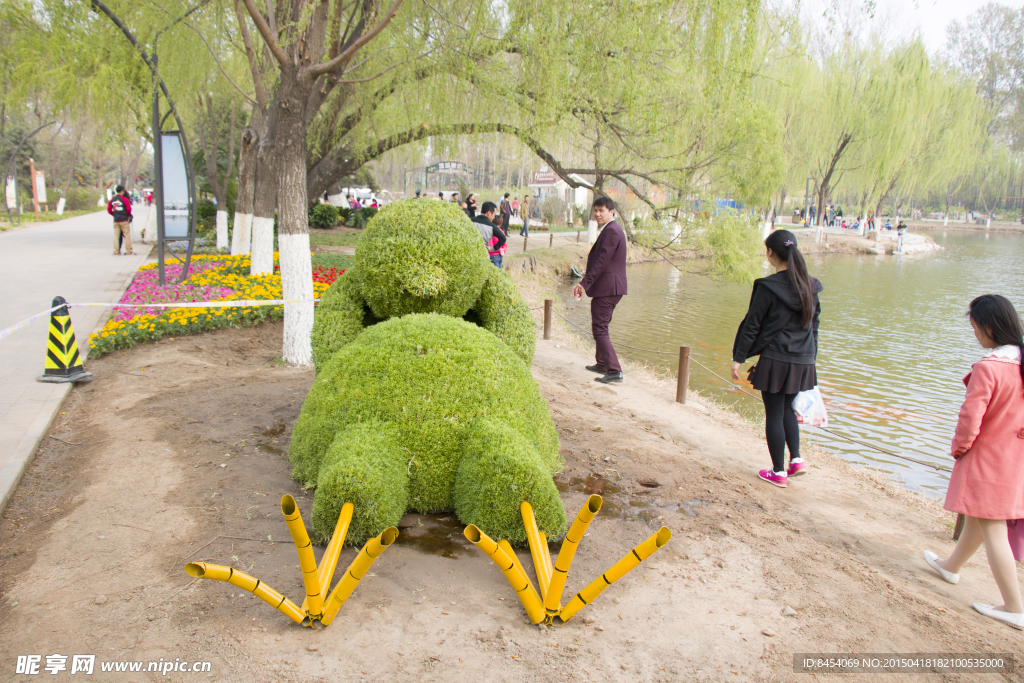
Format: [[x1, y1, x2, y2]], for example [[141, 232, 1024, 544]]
[[751, 358, 817, 395]]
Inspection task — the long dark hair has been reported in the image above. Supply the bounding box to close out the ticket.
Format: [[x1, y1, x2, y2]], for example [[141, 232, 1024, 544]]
[[765, 230, 815, 327], [968, 294, 1024, 390]]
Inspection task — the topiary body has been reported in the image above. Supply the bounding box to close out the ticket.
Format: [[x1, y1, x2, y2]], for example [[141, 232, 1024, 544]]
[[310, 199, 535, 369], [290, 314, 566, 545]]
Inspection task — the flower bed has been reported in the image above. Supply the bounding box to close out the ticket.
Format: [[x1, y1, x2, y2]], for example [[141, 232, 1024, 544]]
[[88, 254, 344, 357]]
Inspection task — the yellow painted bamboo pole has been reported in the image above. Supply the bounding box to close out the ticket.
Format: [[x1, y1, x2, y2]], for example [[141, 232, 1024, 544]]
[[538, 532, 552, 587], [558, 527, 672, 623], [185, 562, 305, 624], [497, 539, 536, 596], [520, 502, 552, 599], [301, 502, 353, 616], [320, 527, 399, 626], [464, 525, 545, 624], [544, 495, 602, 615], [280, 495, 324, 620]]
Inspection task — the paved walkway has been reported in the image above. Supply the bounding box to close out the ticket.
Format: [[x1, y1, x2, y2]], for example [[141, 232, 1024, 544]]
[[0, 211, 148, 513]]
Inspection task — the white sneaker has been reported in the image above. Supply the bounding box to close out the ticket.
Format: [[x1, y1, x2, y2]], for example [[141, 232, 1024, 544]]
[[923, 550, 959, 584], [973, 603, 1024, 630]]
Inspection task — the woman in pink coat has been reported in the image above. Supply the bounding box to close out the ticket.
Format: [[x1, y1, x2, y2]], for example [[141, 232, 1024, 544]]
[[924, 294, 1024, 630]]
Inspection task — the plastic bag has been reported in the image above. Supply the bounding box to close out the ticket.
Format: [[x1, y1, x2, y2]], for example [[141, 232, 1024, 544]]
[[792, 386, 828, 427]]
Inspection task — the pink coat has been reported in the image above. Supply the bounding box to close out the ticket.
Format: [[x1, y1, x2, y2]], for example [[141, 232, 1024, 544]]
[[944, 352, 1024, 520]]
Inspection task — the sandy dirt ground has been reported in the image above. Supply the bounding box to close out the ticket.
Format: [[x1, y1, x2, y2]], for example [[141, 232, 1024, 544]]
[[1, 308, 1022, 681]]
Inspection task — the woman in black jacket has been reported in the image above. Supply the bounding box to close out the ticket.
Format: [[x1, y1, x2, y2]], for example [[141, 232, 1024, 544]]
[[731, 230, 823, 488]]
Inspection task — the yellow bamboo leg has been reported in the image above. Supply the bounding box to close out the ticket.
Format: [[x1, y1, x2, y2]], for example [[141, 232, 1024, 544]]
[[185, 562, 305, 624], [465, 525, 545, 624], [544, 495, 602, 616], [520, 502, 553, 599], [558, 527, 672, 623], [301, 502, 353, 616], [280, 495, 324, 620], [497, 540, 536, 596], [320, 527, 399, 626]]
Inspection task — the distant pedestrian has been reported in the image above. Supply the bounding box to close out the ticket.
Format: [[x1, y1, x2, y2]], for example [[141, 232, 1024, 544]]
[[897, 220, 907, 252], [923, 294, 1024, 630], [466, 193, 478, 218], [414, 189, 422, 199], [437, 192, 444, 201], [572, 197, 627, 384], [731, 229, 822, 488], [107, 185, 134, 255], [512, 197, 520, 218], [472, 201, 506, 268], [499, 193, 512, 233], [520, 194, 532, 237]]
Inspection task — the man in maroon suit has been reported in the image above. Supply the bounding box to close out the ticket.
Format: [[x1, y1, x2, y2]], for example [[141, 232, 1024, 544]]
[[572, 196, 627, 383]]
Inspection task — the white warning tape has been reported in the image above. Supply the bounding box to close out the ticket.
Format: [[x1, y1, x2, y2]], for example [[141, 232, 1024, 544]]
[[0, 299, 322, 342], [0, 306, 64, 341]]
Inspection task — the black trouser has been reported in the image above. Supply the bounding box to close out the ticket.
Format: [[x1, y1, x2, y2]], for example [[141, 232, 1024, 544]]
[[761, 391, 800, 473]]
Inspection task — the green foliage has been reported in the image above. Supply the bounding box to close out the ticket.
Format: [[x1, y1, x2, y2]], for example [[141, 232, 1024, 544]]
[[453, 419, 566, 545], [467, 267, 535, 364], [310, 273, 368, 370], [351, 200, 489, 320], [290, 314, 564, 545], [337, 207, 354, 226], [311, 422, 409, 545], [197, 199, 218, 224], [349, 206, 378, 229], [63, 188, 100, 212], [309, 203, 341, 229]]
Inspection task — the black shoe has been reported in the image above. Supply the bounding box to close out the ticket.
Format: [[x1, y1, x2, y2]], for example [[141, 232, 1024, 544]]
[[595, 372, 623, 384], [585, 364, 606, 374]]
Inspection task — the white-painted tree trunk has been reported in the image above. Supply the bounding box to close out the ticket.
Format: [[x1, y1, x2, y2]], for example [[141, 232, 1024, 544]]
[[216, 210, 229, 250], [943, 213, 949, 227], [278, 231, 314, 367], [986, 216, 991, 229], [250, 216, 275, 275], [231, 212, 252, 255], [327, 193, 343, 206], [587, 219, 597, 244]]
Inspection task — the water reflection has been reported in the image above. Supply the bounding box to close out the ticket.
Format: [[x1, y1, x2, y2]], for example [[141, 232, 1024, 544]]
[[558, 231, 1024, 497]]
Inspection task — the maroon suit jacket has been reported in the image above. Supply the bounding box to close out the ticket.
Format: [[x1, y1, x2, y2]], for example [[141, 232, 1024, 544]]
[[579, 220, 627, 297]]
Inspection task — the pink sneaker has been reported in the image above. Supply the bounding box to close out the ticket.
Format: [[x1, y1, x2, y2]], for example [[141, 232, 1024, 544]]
[[758, 469, 788, 488], [787, 462, 808, 477]]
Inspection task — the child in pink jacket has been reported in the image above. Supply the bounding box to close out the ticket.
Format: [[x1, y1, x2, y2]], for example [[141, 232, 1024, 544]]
[[924, 294, 1024, 630]]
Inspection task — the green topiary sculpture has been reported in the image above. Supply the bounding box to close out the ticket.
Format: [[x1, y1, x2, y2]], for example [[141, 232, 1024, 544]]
[[310, 199, 535, 370], [290, 314, 566, 546]]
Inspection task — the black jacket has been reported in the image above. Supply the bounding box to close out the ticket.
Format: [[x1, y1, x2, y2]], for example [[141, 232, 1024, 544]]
[[732, 271, 823, 365], [472, 215, 506, 254]]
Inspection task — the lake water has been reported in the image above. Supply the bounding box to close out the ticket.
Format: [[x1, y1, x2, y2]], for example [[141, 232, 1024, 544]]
[[557, 231, 1024, 497]]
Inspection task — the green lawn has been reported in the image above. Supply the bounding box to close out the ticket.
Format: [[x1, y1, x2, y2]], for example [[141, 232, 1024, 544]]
[[312, 253, 355, 269], [308, 231, 361, 247]]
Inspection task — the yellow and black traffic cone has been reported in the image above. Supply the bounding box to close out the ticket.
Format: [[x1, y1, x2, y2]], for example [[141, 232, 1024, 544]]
[[37, 296, 92, 384]]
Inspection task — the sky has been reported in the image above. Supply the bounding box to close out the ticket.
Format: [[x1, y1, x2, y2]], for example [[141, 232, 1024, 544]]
[[796, 0, 1024, 54]]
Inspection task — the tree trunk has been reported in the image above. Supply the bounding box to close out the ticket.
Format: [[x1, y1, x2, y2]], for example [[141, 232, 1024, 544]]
[[232, 120, 259, 255], [274, 77, 314, 367], [250, 105, 278, 276], [59, 125, 84, 213]]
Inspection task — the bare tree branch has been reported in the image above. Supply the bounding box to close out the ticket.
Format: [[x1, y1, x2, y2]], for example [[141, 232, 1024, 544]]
[[307, 0, 404, 78], [241, 0, 289, 68]]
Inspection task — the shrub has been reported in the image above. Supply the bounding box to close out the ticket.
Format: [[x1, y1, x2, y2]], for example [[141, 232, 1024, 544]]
[[351, 199, 489, 320], [290, 314, 565, 545], [64, 187, 100, 211], [541, 195, 567, 223], [337, 207, 353, 225], [466, 266, 535, 364], [309, 203, 340, 229], [349, 206, 378, 229], [309, 272, 368, 370]]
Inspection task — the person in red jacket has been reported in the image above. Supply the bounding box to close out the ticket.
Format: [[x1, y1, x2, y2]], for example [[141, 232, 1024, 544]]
[[107, 185, 134, 255], [572, 196, 628, 384]]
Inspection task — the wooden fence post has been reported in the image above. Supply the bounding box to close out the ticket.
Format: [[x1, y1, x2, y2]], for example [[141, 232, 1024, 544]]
[[543, 300, 552, 340], [576, 231, 580, 243], [676, 346, 691, 404], [523, 236, 528, 252], [549, 233, 553, 248]]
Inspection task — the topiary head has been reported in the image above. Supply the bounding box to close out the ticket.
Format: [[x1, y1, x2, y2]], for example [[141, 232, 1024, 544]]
[[350, 200, 491, 319]]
